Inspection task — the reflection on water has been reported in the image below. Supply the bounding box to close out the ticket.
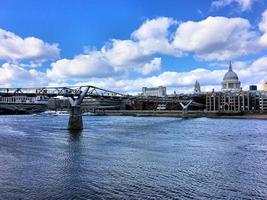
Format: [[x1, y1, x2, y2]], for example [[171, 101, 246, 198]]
[[68, 129, 82, 140], [0, 115, 267, 199]]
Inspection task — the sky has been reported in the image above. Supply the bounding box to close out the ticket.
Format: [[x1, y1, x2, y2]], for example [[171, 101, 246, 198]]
[[1, 0, 267, 94]]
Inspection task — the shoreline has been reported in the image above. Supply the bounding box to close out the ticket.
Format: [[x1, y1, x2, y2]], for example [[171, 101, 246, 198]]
[[90, 110, 267, 120], [1, 110, 267, 120]]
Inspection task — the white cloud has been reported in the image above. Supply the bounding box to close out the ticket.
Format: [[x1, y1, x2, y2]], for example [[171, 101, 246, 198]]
[[47, 51, 117, 79], [102, 17, 181, 69], [259, 10, 267, 46], [132, 17, 175, 40], [211, 0, 253, 11], [72, 57, 267, 94], [102, 39, 147, 68], [250, 56, 267, 73], [74, 68, 225, 94], [48, 17, 182, 80], [0, 63, 49, 87], [1, 58, 266, 95], [46, 12, 267, 81], [2, 12, 267, 93], [131, 17, 181, 57], [172, 16, 258, 61], [136, 57, 161, 75], [0, 28, 60, 62]]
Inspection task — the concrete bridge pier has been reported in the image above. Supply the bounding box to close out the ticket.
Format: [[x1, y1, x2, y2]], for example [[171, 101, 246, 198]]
[[67, 86, 90, 131], [68, 106, 83, 130]]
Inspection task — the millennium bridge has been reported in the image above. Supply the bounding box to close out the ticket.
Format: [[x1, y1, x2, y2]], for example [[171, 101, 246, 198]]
[[0, 85, 202, 130]]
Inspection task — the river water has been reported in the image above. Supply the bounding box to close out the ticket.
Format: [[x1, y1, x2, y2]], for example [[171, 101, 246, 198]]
[[0, 115, 267, 199]]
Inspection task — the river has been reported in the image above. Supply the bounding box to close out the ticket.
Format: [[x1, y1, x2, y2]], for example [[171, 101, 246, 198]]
[[0, 115, 267, 199]]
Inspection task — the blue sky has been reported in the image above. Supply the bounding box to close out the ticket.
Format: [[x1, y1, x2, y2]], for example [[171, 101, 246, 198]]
[[0, 0, 267, 93]]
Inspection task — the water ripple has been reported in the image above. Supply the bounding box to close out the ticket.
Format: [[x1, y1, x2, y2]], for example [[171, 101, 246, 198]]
[[0, 116, 267, 199]]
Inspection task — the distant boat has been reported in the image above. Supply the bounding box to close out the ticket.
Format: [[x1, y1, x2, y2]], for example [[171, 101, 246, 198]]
[[42, 110, 69, 116], [83, 111, 104, 116], [42, 110, 56, 115], [54, 111, 69, 116]]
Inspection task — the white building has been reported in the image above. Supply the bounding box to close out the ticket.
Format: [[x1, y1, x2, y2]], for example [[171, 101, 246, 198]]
[[142, 86, 166, 97]]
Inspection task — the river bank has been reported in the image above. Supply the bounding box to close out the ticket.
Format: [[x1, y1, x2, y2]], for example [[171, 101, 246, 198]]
[[91, 110, 267, 120]]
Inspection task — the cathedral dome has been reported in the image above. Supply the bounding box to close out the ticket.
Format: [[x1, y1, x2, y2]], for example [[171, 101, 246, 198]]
[[223, 70, 239, 80], [221, 62, 241, 91]]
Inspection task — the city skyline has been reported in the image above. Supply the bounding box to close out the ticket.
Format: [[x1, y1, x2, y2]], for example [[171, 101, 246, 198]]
[[1, 0, 267, 94]]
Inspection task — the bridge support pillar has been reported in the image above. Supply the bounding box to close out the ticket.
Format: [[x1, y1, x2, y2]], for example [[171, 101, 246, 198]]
[[182, 109, 188, 118], [67, 86, 90, 131], [68, 106, 83, 130], [179, 100, 192, 118]]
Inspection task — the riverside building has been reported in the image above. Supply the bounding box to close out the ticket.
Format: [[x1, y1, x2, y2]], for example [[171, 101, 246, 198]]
[[206, 91, 257, 112], [259, 91, 267, 111], [206, 62, 266, 113]]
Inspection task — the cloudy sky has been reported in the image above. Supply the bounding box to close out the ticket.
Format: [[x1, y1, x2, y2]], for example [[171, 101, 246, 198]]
[[1, 0, 267, 94]]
